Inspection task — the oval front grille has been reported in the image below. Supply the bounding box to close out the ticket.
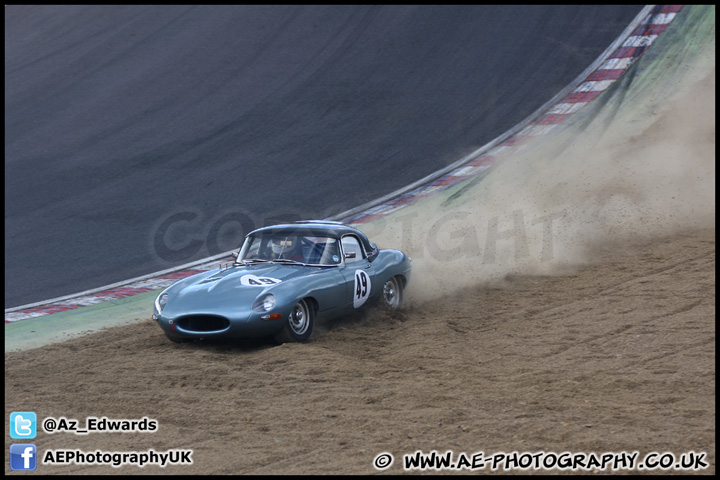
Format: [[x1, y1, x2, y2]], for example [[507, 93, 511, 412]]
[[176, 315, 230, 332]]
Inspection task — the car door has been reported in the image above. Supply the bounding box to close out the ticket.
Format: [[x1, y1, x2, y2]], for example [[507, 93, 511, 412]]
[[340, 234, 376, 310]]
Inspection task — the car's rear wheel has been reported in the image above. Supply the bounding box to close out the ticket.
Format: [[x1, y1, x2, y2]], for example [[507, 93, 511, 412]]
[[380, 276, 403, 310], [273, 298, 315, 344]]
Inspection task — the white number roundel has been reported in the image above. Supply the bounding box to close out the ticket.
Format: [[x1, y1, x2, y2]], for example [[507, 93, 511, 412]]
[[353, 269, 371, 308], [240, 274, 281, 287]]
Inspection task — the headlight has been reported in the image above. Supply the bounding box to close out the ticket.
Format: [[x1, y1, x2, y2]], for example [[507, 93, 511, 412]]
[[252, 293, 276, 312], [155, 293, 169, 313]]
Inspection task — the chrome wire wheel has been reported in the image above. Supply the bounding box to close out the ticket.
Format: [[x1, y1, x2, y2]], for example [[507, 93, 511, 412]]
[[381, 276, 402, 310], [289, 299, 310, 336]]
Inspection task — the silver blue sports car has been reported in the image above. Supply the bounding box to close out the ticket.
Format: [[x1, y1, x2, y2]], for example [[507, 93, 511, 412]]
[[152, 220, 411, 343]]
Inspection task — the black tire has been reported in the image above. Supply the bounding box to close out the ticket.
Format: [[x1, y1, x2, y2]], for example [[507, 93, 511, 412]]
[[164, 331, 190, 343], [273, 298, 315, 344], [379, 276, 403, 311]]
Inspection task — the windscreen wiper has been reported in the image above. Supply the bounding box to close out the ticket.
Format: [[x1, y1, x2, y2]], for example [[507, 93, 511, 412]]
[[271, 258, 306, 265], [236, 258, 273, 265]]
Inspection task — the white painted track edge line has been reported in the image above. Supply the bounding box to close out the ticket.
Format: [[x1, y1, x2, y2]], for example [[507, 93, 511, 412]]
[[4, 251, 232, 313]]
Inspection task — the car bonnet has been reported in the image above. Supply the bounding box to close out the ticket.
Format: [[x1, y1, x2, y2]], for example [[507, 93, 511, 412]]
[[161, 263, 322, 315]]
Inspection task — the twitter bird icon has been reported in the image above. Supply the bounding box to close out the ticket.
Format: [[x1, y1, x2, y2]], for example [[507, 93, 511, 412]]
[[10, 412, 37, 439]]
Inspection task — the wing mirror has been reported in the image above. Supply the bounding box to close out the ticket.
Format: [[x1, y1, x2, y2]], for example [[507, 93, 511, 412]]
[[367, 243, 379, 262]]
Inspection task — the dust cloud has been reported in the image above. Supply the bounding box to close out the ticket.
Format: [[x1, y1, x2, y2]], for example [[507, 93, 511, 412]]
[[368, 67, 715, 304]]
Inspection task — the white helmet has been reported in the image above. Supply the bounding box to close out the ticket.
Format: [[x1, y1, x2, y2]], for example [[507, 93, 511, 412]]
[[270, 237, 294, 255]]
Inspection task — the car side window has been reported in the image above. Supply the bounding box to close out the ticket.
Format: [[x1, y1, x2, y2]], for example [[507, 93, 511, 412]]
[[341, 236, 365, 264]]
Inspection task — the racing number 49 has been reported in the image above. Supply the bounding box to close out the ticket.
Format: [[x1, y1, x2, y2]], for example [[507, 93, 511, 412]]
[[353, 270, 371, 308], [356, 272, 368, 298]]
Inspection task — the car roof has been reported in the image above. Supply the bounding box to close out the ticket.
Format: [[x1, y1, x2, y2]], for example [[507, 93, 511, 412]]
[[248, 221, 374, 250]]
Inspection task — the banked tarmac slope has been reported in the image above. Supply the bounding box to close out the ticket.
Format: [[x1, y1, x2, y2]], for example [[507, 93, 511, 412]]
[[5, 5, 643, 308], [4, 5, 714, 475]]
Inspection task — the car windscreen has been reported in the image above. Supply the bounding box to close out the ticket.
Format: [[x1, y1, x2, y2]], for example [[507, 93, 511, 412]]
[[238, 234, 341, 265]]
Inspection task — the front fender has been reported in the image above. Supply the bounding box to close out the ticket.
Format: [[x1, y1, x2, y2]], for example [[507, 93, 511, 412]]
[[265, 268, 349, 314]]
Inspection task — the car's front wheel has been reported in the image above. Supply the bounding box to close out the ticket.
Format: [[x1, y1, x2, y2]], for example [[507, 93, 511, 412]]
[[273, 298, 315, 343], [379, 276, 403, 310]]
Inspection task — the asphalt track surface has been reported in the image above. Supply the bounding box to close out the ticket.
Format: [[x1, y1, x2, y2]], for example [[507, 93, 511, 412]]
[[4, 5, 644, 308]]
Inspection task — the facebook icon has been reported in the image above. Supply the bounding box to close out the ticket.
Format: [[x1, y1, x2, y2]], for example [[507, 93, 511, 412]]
[[10, 443, 37, 470]]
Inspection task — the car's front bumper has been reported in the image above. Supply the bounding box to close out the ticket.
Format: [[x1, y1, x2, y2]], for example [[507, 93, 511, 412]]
[[153, 307, 290, 340]]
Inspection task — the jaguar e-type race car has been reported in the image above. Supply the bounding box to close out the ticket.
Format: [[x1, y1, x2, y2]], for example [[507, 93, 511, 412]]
[[153, 220, 411, 344]]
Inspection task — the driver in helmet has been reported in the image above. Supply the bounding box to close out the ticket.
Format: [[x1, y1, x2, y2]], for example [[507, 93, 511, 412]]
[[269, 236, 305, 261]]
